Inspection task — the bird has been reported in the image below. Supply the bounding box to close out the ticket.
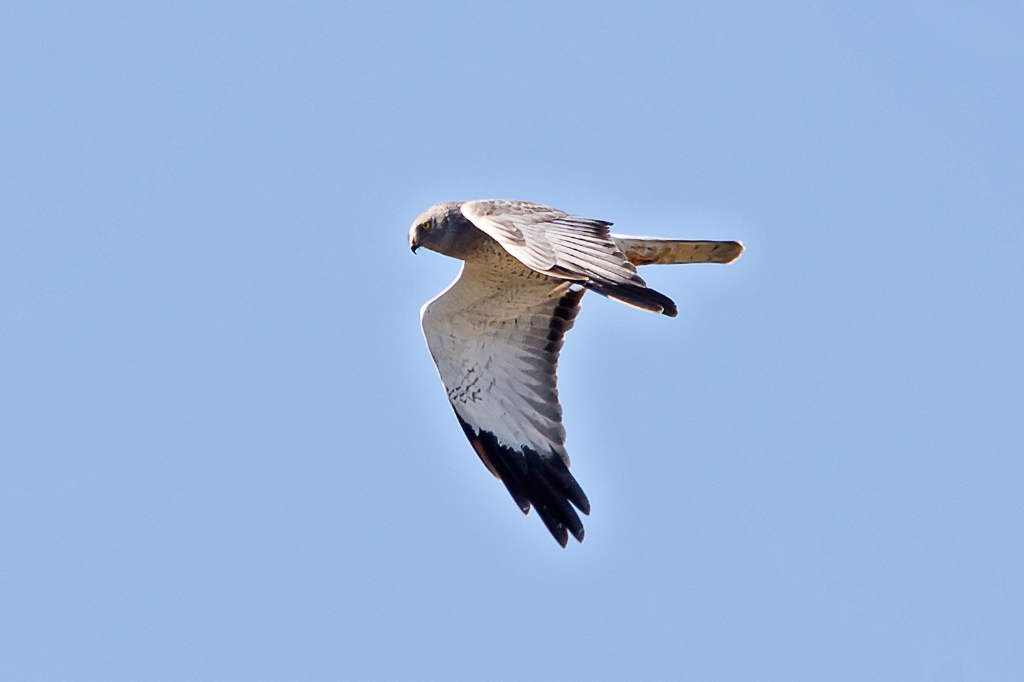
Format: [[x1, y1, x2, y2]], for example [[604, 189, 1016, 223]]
[[409, 199, 742, 546]]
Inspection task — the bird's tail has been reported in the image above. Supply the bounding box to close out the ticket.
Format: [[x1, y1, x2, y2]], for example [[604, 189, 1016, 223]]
[[611, 236, 744, 267]]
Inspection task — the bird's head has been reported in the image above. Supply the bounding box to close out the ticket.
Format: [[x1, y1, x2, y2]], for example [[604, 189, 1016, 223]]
[[408, 202, 463, 255]]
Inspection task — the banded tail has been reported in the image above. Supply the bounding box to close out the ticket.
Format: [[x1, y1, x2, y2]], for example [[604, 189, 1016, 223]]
[[611, 236, 744, 267]]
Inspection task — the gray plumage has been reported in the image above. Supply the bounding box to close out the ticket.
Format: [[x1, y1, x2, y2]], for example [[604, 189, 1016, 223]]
[[410, 199, 742, 546]]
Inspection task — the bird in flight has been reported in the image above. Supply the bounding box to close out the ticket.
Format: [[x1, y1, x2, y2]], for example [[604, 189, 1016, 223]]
[[410, 200, 742, 546]]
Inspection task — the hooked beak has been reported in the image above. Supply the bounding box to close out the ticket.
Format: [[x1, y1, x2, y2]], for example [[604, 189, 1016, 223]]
[[410, 231, 420, 254]]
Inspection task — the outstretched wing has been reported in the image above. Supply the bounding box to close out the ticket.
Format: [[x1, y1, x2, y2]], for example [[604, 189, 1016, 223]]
[[460, 199, 678, 317], [420, 259, 590, 546]]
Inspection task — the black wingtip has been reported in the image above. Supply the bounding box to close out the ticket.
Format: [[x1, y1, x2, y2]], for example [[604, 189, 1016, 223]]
[[453, 411, 590, 547], [584, 281, 678, 317]]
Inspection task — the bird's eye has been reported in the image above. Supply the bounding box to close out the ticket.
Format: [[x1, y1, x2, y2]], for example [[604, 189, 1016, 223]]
[[421, 221, 431, 231]]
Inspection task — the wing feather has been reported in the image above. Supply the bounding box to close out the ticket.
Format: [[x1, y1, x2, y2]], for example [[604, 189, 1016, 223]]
[[421, 260, 590, 545], [461, 200, 678, 316]]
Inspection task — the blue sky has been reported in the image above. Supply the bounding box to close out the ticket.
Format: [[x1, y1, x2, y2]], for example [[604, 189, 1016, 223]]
[[2, 2, 1022, 680]]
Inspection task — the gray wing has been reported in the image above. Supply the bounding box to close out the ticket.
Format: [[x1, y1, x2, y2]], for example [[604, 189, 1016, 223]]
[[460, 200, 678, 316], [420, 260, 590, 546]]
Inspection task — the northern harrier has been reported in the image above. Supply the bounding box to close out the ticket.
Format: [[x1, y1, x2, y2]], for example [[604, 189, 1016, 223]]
[[410, 200, 742, 546]]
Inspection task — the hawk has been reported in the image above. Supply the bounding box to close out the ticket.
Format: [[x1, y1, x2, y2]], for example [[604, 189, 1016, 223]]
[[409, 200, 742, 546]]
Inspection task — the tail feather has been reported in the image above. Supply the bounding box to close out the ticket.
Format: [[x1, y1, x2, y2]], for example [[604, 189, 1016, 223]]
[[611, 236, 744, 266]]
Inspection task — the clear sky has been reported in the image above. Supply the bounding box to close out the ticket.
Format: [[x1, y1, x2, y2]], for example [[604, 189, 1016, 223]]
[[2, 2, 1022, 680]]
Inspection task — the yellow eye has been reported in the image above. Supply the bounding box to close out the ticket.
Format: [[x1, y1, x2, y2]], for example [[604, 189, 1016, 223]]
[[421, 221, 431, 231]]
